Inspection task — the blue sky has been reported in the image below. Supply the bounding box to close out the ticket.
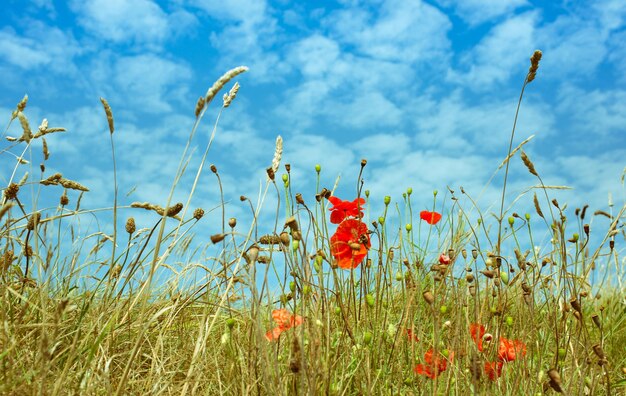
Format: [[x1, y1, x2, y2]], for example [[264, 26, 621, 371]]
[[1, 0, 624, 265]]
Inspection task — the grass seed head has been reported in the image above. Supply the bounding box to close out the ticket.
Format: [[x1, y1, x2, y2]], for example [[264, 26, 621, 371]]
[[4, 183, 19, 200], [99, 97, 114, 134], [125, 217, 136, 234], [193, 208, 205, 220]]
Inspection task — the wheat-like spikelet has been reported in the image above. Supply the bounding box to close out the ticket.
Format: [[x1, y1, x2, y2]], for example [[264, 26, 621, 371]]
[[40, 173, 89, 191], [521, 150, 538, 176], [17, 112, 32, 142], [42, 138, 49, 160], [194, 96, 206, 118], [18, 172, 28, 186], [533, 193, 544, 218], [271, 135, 283, 176], [130, 201, 183, 219], [0, 202, 14, 221], [11, 95, 28, 120], [223, 82, 240, 108], [100, 97, 114, 134], [204, 66, 248, 106], [527, 50, 542, 83], [33, 118, 66, 138]]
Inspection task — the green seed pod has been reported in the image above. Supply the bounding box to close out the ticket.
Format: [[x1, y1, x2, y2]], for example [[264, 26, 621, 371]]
[[395, 272, 403, 281], [558, 348, 566, 360], [292, 240, 299, 251], [405, 223, 412, 232], [506, 316, 513, 326], [407, 187, 413, 195], [365, 190, 370, 198], [282, 174, 288, 183], [365, 293, 375, 307], [508, 216, 515, 226], [500, 270, 509, 285], [525, 213, 531, 221], [226, 318, 236, 329], [315, 164, 321, 173], [378, 216, 385, 225], [289, 281, 296, 293], [440, 305, 448, 314], [303, 285, 311, 295], [334, 306, 341, 315], [384, 196, 391, 205], [363, 331, 373, 345], [313, 255, 323, 273]]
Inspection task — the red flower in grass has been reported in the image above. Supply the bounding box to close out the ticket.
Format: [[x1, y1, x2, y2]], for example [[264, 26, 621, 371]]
[[328, 196, 365, 224], [420, 210, 442, 225], [265, 309, 304, 341], [414, 349, 454, 379], [484, 361, 504, 381], [498, 338, 527, 362], [439, 253, 451, 265], [406, 328, 420, 342], [330, 219, 371, 269], [470, 323, 486, 352]]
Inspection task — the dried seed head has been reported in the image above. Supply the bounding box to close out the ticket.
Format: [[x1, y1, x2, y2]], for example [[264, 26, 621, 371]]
[[0, 202, 14, 222], [210, 233, 226, 244], [193, 208, 205, 220], [246, 245, 259, 264], [480, 269, 496, 279], [590, 314, 601, 330], [266, 167, 275, 181], [271, 135, 283, 178], [222, 82, 240, 108], [24, 245, 33, 257], [527, 50, 542, 83], [16, 94, 28, 113], [42, 138, 50, 160], [285, 216, 299, 232], [422, 291, 435, 305], [259, 235, 282, 245], [100, 97, 114, 134], [592, 344, 606, 360], [194, 96, 206, 117], [27, 212, 41, 230], [570, 297, 582, 313], [533, 193, 544, 218], [547, 369, 563, 393], [521, 150, 538, 176], [125, 217, 136, 234], [60, 190, 69, 206], [295, 193, 304, 205], [228, 217, 237, 228], [210, 164, 218, 174], [4, 183, 19, 200], [360, 158, 367, 167], [279, 232, 290, 245], [166, 203, 183, 217], [471, 249, 478, 259], [205, 66, 248, 106]]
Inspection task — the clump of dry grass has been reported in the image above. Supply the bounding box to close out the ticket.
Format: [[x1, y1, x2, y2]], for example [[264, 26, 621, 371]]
[[0, 56, 624, 396]]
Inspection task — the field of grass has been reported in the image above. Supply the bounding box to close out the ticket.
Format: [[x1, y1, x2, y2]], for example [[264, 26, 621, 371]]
[[1, 51, 624, 395]]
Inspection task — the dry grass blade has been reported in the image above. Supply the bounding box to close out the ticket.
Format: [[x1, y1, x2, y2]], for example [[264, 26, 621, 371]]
[[497, 135, 534, 170]]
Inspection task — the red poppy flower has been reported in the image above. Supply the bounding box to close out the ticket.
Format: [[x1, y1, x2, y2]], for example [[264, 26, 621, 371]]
[[420, 210, 442, 225], [484, 361, 504, 381], [406, 328, 420, 342], [330, 219, 371, 269], [470, 323, 486, 352], [498, 338, 526, 362], [439, 253, 451, 265], [414, 349, 454, 379], [265, 308, 304, 341], [328, 196, 365, 224]]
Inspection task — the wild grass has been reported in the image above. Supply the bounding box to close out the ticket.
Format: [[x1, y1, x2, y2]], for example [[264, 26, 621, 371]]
[[1, 55, 625, 395]]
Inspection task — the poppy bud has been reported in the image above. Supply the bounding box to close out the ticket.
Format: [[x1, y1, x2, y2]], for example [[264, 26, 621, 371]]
[[365, 293, 375, 307], [282, 174, 289, 183], [525, 213, 531, 220], [407, 187, 413, 195], [378, 216, 385, 225], [405, 223, 412, 232], [315, 164, 321, 173], [384, 196, 391, 205], [508, 216, 515, 226]]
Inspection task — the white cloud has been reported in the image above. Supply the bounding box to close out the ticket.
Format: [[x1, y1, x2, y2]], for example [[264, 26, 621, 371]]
[[436, 0, 529, 25], [325, 0, 452, 64], [0, 23, 83, 73], [70, 0, 193, 45], [556, 84, 626, 138], [87, 53, 192, 114], [447, 11, 538, 89], [410, 91, 554, 154]]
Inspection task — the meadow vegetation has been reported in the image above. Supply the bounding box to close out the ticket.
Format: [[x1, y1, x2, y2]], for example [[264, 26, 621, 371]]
[[1, 51, 624, 395]]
